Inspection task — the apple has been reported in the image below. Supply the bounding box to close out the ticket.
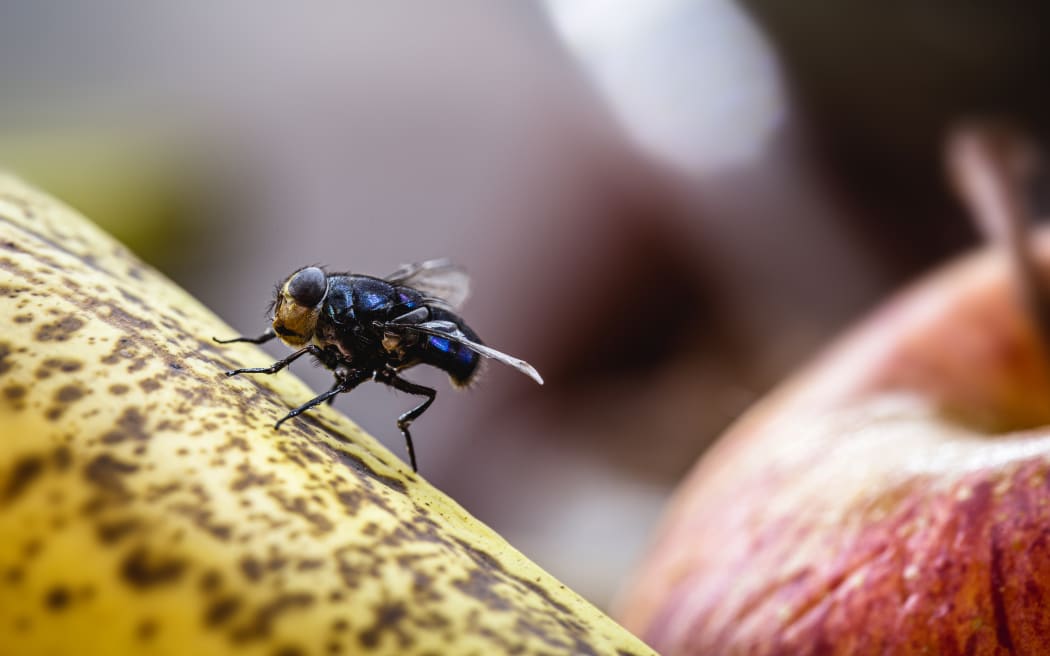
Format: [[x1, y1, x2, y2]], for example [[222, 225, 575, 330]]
[[617, 230, 1050, 654]]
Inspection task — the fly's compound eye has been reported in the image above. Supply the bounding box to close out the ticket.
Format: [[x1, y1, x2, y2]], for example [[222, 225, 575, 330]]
[[286, 267, 327, 307]]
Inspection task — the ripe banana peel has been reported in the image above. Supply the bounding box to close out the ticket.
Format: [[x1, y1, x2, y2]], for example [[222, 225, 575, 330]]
[[0, 174, 653, 656]]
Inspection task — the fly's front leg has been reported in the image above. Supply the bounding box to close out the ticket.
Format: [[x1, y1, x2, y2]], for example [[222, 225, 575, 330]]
[[377, 370, 436, 472], [214, 328, 277, 345], [225, 345, 320, 377], [275, 368, 370, 429]]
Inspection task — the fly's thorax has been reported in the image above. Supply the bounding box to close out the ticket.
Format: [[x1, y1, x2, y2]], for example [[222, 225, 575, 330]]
[[272, 266, 328, 347]]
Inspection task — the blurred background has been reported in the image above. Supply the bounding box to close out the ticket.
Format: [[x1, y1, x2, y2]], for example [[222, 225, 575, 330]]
[[2, 0, 1049, 609]]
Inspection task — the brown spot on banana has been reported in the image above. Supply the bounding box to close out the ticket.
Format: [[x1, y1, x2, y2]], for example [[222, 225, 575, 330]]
[[0, 174, 654, 655], [1, 455, 46, 503], [34, 316, 85, 343]]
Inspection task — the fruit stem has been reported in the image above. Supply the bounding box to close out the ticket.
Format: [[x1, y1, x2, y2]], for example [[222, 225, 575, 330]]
[[947, 121, 1050, 357]]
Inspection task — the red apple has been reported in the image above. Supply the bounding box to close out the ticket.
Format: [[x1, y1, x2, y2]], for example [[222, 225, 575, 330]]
[[618, 232, 1050, 654]]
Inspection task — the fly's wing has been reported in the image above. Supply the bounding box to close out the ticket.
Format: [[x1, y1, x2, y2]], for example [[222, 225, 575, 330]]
[[389, 319, 544, 385], [385, 259, 470, 311]]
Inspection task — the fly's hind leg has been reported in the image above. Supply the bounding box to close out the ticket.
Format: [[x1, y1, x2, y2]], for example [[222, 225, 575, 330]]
[[377, 370, 436, 472]]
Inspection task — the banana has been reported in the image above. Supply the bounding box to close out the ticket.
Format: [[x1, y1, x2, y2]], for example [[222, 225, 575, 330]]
[[0, 174, 653, 656]]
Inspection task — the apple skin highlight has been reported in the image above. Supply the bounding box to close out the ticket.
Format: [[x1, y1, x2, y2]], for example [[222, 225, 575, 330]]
[[619, 235, 1050, 655]]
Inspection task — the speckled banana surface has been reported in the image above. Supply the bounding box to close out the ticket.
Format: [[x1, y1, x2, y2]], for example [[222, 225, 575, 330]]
[[0, 174, 653, 656]]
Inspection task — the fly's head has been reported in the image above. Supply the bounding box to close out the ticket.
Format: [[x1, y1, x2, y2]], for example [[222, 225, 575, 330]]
[[272, 266, 327, 347]]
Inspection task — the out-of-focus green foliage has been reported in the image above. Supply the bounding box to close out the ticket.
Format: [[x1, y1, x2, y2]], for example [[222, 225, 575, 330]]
[[0, 129, 199, 269]]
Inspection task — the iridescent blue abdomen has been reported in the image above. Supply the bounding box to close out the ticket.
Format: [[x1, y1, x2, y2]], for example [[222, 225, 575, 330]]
[[421, 307, 481, 386]]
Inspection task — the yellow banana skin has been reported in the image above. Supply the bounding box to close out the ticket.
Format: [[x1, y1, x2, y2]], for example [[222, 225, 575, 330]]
[[0, 174, 653, 656]]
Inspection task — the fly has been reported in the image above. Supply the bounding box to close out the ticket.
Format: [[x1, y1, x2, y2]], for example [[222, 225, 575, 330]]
[[215, 259, 543, 471]]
